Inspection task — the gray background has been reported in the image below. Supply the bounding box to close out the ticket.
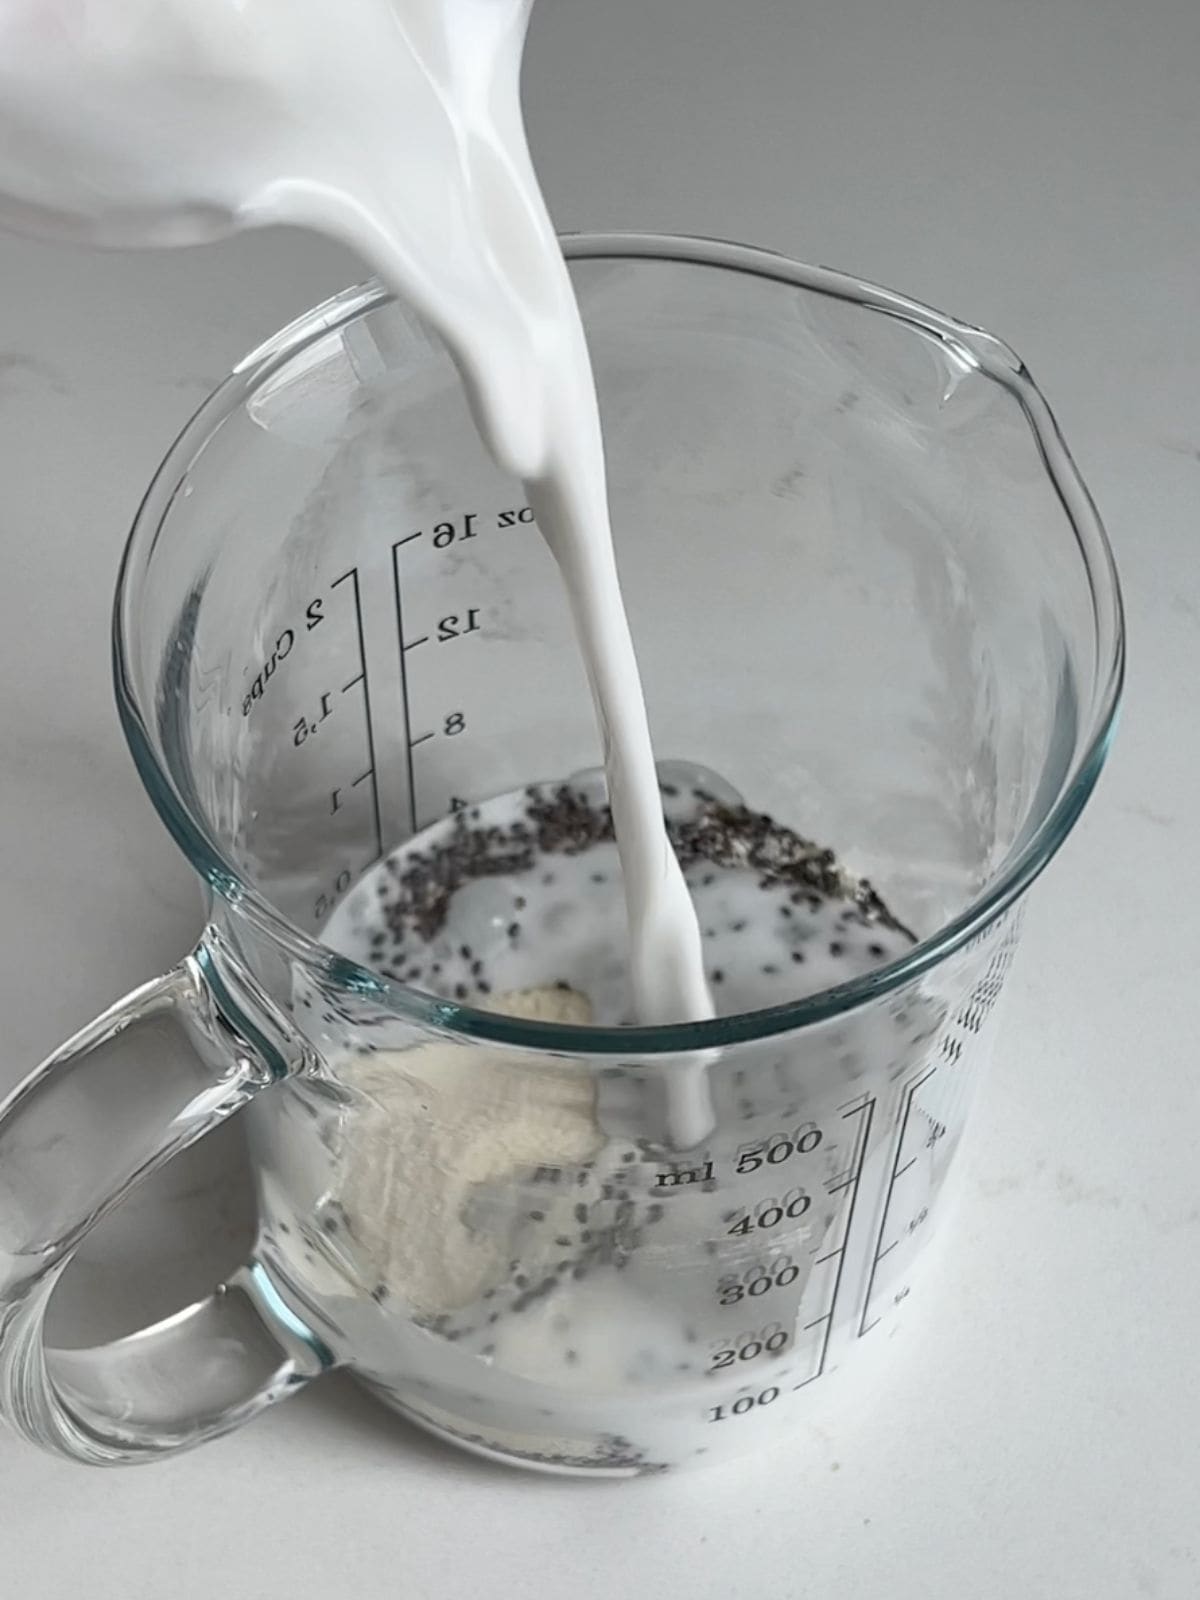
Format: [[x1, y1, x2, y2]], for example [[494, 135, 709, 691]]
[[1, 0, 1196, 1594]]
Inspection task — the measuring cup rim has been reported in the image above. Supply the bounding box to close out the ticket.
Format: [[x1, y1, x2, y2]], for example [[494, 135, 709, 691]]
[[112, 229, 1126, 1056]]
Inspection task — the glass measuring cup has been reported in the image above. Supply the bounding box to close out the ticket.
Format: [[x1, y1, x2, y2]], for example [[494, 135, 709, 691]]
[[0, 234, 1123, 1472]]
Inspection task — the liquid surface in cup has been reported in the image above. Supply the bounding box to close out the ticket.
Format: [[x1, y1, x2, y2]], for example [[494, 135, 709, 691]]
[[323, 763, 915, 1027], [0, 0, 714, 1045]]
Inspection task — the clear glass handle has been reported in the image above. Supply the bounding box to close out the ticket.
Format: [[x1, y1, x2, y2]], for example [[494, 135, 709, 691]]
[[0, 954, 332, 1464]]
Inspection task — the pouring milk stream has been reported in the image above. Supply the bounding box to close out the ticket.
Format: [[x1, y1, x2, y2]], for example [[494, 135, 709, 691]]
[[0, 0, 718, 1140]]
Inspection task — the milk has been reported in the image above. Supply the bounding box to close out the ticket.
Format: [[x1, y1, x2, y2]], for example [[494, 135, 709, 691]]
[[0, 0, 714, 1062]]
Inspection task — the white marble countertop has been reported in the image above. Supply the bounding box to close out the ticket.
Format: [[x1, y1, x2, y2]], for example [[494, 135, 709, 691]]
[[1, 0, 1196, 1595]]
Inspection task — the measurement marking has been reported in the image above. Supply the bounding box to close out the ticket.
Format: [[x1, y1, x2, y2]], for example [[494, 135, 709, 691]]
[[395, 531, 423, 546], [839, 1093, 872, 1116], [794, 1096, 875, 1386], [827, 1176, 855, 1194], [820, 1095, 875, 1371], [402, 635, 429, 651], [860, 1317, 881, 1337], [341, 671, 364, 693], [910, 1065, 938, 1095], [858, 1067, 937, 1338], [392, 539, 421, 833], [352, 768, 374, 788], [875, 1240, 899, 1262], [409, 731, 435, 748], [895, 1157, 918, 1179], [793, 1374, 822, 1392], [330, 567, 383, 861]]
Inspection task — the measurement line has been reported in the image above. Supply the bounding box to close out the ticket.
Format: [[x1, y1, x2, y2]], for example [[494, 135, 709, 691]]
[[341, 670, 364, 693], [824, 1095, 873, 1370], [860, 1317, 881, 1337], [858, 1068, 936, 1338], [402, 635, 429, 651], [330, 567, 383, 862], [352, 767, 374, 788], [895, 1157, 918, 1179], [793, 1101, 873, 1382], [391, 539, 420, 834], [875, 1240, 899, 1262], [409, 731, 435, 748], [908, 1065, 938, 1097]]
